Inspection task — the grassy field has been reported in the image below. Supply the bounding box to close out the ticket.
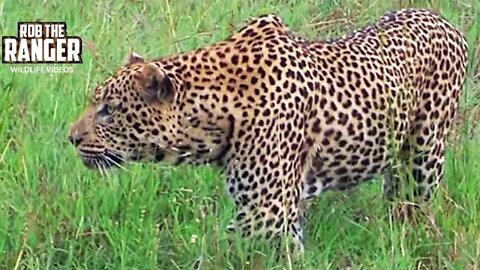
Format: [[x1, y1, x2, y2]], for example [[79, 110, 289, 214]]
[[1, 0, 480, 269]]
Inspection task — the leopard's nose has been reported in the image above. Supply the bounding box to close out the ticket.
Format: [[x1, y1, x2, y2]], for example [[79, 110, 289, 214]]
[[68, 134, 83, 147]]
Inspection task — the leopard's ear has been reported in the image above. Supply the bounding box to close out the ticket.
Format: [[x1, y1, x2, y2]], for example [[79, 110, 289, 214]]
[[135, 63, 176, 104], [124, 51, 144, 65]]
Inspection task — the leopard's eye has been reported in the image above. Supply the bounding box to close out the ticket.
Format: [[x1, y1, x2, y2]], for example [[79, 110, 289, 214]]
[[98, 103, 114, 116]]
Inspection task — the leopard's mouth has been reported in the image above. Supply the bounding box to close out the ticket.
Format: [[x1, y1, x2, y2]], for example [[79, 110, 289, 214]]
[[76, 143, 175, 171], [79, 150, 125, 170]]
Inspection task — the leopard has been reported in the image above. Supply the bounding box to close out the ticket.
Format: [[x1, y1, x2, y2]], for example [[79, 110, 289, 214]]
[[69, 8, 468, 252]]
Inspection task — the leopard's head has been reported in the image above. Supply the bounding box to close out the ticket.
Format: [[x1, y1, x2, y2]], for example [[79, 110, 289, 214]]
[[69, 53, 233, 170]]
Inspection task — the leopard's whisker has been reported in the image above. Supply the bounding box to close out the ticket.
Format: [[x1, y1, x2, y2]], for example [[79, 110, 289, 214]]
[[101, 153, 128, 172], [179, 152, 192, 158], [94, 159, 105, 176]]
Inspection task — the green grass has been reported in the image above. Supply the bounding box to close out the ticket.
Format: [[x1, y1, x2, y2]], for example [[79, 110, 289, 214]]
[[1, 0, 480, 269]]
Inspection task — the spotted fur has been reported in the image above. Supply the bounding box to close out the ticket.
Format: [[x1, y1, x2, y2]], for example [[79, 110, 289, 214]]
[[70, 9, 468, 251]]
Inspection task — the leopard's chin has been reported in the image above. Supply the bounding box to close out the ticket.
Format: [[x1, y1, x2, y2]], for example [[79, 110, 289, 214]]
[[128, 147, 166, 163]]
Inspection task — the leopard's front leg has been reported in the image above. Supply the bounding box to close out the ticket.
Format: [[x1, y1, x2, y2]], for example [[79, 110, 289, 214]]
[[225, 150, 306, 254]]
